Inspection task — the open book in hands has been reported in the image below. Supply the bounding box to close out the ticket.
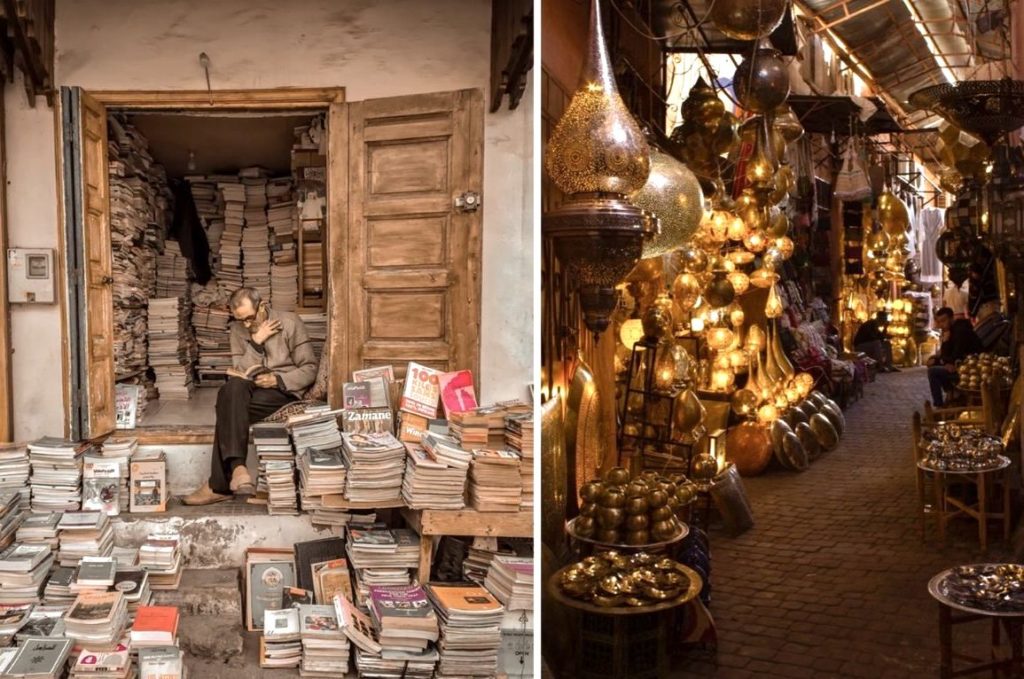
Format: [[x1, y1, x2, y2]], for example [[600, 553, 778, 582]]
[[226, 365, 271, 381]]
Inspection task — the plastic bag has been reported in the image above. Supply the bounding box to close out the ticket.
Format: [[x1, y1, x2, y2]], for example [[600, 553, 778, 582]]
[[834, 142, 872, 201]]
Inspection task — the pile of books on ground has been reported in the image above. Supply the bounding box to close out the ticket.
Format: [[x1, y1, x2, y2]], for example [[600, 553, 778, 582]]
[[342, 432, 405, 504], [364, 584, 439, 677], [28, 437, 90, 512], [148, 296, 196, 400], [346, 528, 419, 606], [298, 311, 327, 362], [298, 603, 349, 676], [17, 512, 60, 550], [42, 564, 76, 604], [506, 412, 534, 510], [483, 555, 533, 611], [186, 175, 223, 247], [65, 590, 129, 650], [242, 169, 272, 300], [17, 603, 68, 640], [139, 533, 182, 590], [99, 436, 137, 514], [261, 607, 301, 669], [190, 284, 232, 387], [2, 636, 73, 678], [0, 539, 53, 604], [252, 422, 299, 515], [57, 512, 114, 567], [219, 179, 246, 291], [468, 449, 522, 512], [115, 567, 152, 614], [0, 443, 29, 507], [138, 646, 185, 679], [426, 583, 505, 678], [68, 638, 132, 679], [71, 556, 117, 595], [130, 604, 179, 650], [401, 435, 470, 510]]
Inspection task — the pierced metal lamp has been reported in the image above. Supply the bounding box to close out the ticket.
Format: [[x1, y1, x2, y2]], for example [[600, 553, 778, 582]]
[[543, 0, 655, 338]]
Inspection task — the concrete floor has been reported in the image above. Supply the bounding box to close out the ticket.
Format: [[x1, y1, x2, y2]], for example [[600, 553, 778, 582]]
[[139, 387, 218, 427], [679, 367, 1012, 678]]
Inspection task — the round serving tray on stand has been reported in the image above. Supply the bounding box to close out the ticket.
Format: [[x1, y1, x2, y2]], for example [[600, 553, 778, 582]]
[[928, 565, 1024, 618], [547, 562, 702, 616]]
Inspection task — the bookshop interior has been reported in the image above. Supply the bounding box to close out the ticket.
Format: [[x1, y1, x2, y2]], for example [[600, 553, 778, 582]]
[[0, 1, 536, 679]]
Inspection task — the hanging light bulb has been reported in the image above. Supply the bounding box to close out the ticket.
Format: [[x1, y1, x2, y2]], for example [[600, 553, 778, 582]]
[[690, 316, 706, 333], [672, 272, 702, 313], [542, 0, 655, 338], [619, 318, 645, 349], [707, 325, 735, 351], [765, 283, 784, 318], [727, 271, 750, 295]]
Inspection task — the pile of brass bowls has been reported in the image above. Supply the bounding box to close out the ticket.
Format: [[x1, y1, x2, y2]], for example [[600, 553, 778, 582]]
[[574, 467, 695, 546], [559, 551, 692, 607], [958, 353, 1012, 390]]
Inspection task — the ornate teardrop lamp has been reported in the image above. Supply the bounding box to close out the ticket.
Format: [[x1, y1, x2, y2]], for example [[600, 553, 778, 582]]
[[544, 0, 655, 339]]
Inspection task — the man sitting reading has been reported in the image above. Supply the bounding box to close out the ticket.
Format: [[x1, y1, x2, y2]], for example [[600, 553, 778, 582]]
[[183, 287, 317, 505]]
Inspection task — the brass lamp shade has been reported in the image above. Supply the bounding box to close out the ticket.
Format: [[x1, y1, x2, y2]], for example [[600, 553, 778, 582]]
[[733, 41, 791, 114], [709, 0, 787, 41], [631, 146, 705, 259], [877, 190, 910, 236], [545, 0, 649, 195]]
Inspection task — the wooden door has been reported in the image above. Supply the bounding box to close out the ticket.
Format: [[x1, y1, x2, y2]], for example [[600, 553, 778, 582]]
[[343, 89, 483, 388], [78, 91, 115, 437]]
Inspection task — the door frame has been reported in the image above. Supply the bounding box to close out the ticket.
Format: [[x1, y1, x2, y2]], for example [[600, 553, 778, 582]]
[[57, 87, 347, 443]]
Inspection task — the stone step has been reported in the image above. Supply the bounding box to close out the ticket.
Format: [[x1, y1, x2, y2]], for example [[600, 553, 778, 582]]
[[113, 500, 333, 569], [179, 613, 246, 664], [185, 631, 307, 678], [151, 568, 242, 617]]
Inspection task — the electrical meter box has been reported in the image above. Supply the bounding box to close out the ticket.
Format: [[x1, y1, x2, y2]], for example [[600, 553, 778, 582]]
[[7, 248, 55, 304]]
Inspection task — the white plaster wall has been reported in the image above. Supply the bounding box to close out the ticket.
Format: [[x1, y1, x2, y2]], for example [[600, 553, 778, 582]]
[[6, 0, 534, 439]]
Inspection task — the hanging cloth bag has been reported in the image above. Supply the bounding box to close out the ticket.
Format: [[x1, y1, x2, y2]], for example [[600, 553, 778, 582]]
[[833, 141, 872, 201]]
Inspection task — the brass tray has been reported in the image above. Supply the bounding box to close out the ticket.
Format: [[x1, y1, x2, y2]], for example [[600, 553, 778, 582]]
[[565, 517, 689, 550], [547, 562, 702, 615]]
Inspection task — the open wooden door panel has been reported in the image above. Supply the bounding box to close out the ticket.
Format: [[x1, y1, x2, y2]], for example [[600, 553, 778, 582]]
[[345, 89, 484, 387], [78, 90, 115, 438]]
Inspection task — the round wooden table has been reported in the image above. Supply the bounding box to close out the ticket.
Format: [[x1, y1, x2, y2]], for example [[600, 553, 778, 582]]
[[547, 563, 702, 679], [918, 456, 1011, 552], [928, 566, 1024, 678]]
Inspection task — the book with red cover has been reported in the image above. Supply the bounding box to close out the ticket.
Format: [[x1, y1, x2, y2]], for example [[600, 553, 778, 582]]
[[130, 605, 179, 643], [438, 370, 478, 418]]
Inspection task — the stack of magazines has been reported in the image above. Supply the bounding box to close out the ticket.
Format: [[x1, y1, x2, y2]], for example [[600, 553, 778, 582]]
[[0, 541, 54, 605], [401, 443, 467, 510], [139, 534, 182, 590], [483, 556, 533, 612], [28, 437, 90, 512], [261, 607, 301, 669], [298, 603, 349, 676], [426, 583, 505, 678], [57, 512, 113, 567], [64, 591, 129, 650], [341, 432, 405, 503], [0, 443, 30, 507], [346, 529, 419, 606]]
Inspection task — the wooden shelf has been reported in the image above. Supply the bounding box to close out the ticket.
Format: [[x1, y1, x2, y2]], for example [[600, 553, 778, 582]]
[[402, 508, 532, 538], [401, 507, 533, 582]]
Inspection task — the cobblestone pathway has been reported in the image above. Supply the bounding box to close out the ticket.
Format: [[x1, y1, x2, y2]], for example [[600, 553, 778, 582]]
[[681, 368, 1013, 678]]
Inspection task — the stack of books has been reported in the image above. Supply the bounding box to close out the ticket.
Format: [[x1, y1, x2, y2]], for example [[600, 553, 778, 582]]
[[261, 607, 302, 669], [242, 172, 272, 300], [16, 512, 61, 549], [68, 640, 132, 679], [298, 311, 327, 362], [346, 529, 419, 606], [191, 302, 232, 386], [153, 240, 190, 299], [138, 646, 185, 679], [483, 556, 533, 611], [148, 296, 196, 400], [4, 637, 73, 678], [57, 512, 114, 567], [100, 436, 137, 514], [130, 605, 179, 649], [113, 568, 152, 614], [0, 542, 54, 604], [0, 443, 30, 507], [298, 603, 349, 676], [65, 590, 129, 650], [341, 432, 405, 503], [70, 556, 117, 594], [505, 412, 534, 510], [28, 436, 89, 512], [302, 241, 324, 305], [426, 583, 505, 678], [288, 406, 343, 454], [0, 491, 23, 552], [367, 584, 439, 662], [129, 450, 167, 514], [468, 449, 522, 512], [267, 178, 298, 311], [462, 542, 517, 584], [297, 444, 346, 511], [218, 179, 246, 290], [251, 422, 297, 514], [139, 534, 182, 590], [17, 604, 68, 640], [42, 566, 77, 604], [448, 410, 490, 448], [401, 443, 467, 510]]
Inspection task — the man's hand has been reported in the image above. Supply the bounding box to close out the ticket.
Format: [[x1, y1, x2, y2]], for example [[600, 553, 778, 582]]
[[254, 373, 278, 389], [251, 319, 282, 345]]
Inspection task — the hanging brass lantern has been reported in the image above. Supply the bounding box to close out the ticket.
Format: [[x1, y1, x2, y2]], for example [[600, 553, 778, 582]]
[[772, 104, 804, 142], [877, 190, 910, 236], [631, 145, 705, 259], [705, 271, 737, 308], [733, 40, 791, 114], [765, 283, 784, 318], [672, 272, 702, 312], [642, 292, 675, 341], [709, 0, 788, 41], [676, 245, 709, 274], [543, 0, 655, 337]]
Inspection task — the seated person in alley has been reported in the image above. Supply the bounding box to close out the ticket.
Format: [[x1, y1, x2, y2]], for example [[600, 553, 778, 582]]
[[183, 287, 317, 505], [853, 311, 898, 373], [926, 306, 982, 407]]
